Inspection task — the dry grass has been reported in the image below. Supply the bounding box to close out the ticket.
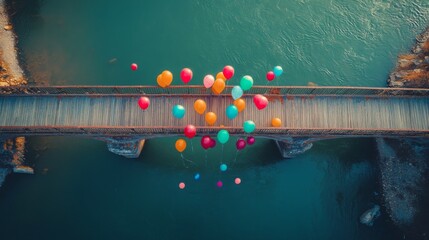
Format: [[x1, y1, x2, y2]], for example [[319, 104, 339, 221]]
[[399, 54, 417, 60], [402, 70, 429, 81]]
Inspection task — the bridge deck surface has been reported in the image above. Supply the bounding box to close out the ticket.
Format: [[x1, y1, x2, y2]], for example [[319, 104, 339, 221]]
[[0, 95, 428, 133]]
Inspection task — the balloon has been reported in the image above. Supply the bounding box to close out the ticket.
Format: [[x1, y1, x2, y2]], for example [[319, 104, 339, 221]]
[[184, 124, 196, 139], [203, 75, 215, 88], [231, 86, 243, 100], [175, 139, 187, 152], [194, 173, 200, 180], [180, 68, 193, 84], [212, 78, 226, 94], [194, 99, 207, 115], [217, 130, 230, 144], [243, 120, 256, 133], [233, 98, 246, 112], [236, 138, 246, 150], [210, 138, 216, 148], [220, 164, 227, 172], [201, 135, 212, 150], [266, 71, 275, 81], [131, 63, 138, 71], [253, 94, 268, 110], [240, 75, 254, 91], [235, 178, 241, 184], [223, 65, 235, 80], [271, 117, 282, 127], [226, 105, 238, 119], [246, 136, 255, 145], [172, 105, 186, 119], [157, 70, 173, 88], [137, 97, 150, 110], [179, 182, 185, 189], [217, 180, 223, 188], [216, 72, 226, 81], [273, 66, 283, 76], [205, 112, 217, 125]]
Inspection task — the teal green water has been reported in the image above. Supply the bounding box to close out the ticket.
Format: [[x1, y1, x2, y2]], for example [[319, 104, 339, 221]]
[[1, 0, 429, 239]]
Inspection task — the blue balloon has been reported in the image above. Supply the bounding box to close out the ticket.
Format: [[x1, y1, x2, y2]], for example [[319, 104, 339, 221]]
[[273, 66, 283, 77], [231, 86, 243, 100], [226, 105, 239, 119], [194, 173, 200, 180], [172, 105, 186, 119], [243, 120, 256, 133], [220, 164, 227, 172]]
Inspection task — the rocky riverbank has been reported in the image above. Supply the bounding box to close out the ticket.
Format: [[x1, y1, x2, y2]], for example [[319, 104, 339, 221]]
[[388, 27, 429, 88]]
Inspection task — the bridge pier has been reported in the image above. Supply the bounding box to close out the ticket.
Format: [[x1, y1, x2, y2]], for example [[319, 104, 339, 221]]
[[275, 138, 313, 158], [100, 137, 145, 158]]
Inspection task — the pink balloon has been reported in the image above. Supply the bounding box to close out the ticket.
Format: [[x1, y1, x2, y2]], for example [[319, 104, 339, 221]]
[[203, 75, 215, 88], [217, 181, 223, 188], [179, 182, 185, 189], [246, 136, 255, 145], [234, 178, 241, 184], [223, 65, 235, 80], [236, 139, 246, 150], [184, 125, 196, 139], [253, 94, 268, 110], [180, 68, 193, 84], [266, 71, 275, 81], [137, 97, 150, 110], [201, 135, 212, 150], [131, 63, 138, 71]]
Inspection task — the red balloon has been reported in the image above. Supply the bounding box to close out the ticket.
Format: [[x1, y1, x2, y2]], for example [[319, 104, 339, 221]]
[[223, 65, 234, 80], [253, 94, 268, 110], [137, 97, 150, 110], [131, 63, 138, 71], [201, 135, 212, 150], [210, 138, 216, 148], [180, 68, 193, 84], [246, 136, 255, 145], [236, 139, 246, 150], [184, 124, 196, 139], [266, 71, 275, 81]]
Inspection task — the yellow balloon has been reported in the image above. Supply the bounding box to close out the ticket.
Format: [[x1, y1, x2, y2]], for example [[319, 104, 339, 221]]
[[175, 139, 187, 152], [216, 72, 226, 81], [233, 98, 246, 113], [194, 99, 207, 115], [205, 112, 217, 126], [271, 117, 282, 127], [212, 78, 226, 95]]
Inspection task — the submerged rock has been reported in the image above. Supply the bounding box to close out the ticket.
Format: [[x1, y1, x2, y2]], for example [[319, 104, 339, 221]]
[[0, 168, 11, 188], [360, 205, 381, 226]]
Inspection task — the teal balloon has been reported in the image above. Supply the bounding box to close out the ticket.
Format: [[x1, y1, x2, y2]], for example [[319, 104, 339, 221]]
[[226, 105, 238, 119], [240, 75, 254, 91], [231, 85, 243, 100], [172, 105, 186, 119], [220, 164, 228, 172], [217, 130, 230, 144], [243, 120, 256, 133], [273, 66, 283, 76]]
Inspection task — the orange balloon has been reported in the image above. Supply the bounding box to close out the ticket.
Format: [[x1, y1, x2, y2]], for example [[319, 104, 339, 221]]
[[216, 72, 226, 81], [161, 70, 173, 87], [205, 112, 217, 126], [175, 139, 187, 152], [271, 117, 282, 127], [157, 74, 167, 88], [194, 99, 207, 115], [212, 78, 226, 95], [233, 98, 246, 112]]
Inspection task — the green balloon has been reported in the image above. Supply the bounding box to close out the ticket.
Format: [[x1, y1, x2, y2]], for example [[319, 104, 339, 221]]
[[217, 130, 230, 144], [243, 120, 256, 133], [240, 75, 254, 91]]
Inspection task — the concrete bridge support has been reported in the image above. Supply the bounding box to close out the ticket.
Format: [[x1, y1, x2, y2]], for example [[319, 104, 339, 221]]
[[275, 138, 313, 158], [101, 137, 145, 158]]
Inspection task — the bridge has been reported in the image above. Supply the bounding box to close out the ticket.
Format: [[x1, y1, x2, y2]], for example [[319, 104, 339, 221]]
[[1, 85, 429, 158]]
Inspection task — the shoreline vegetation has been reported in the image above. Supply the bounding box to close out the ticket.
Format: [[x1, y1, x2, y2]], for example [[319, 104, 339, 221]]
[[0, 0, 28, 188]]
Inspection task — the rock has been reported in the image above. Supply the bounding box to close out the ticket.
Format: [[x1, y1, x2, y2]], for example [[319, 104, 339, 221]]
[[360, 205, 381, 226], [0, 168, 11, 187], [3, 24, 12, 31], [398, 59, 414, 69], [13, 166, 34, 174]]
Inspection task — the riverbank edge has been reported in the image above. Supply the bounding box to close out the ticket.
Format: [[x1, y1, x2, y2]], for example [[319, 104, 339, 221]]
[[0, 0, 27, 188]]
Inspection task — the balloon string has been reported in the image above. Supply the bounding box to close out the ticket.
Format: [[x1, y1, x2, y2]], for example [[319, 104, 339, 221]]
[[205, 150, 208, 168], [221, 144, 224, 164], [232, 150, 239, 167], [180, 153, 195, 168], [191, 139, 194, 152]]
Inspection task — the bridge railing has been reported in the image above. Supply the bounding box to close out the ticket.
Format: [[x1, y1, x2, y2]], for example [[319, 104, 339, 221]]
[[1, 85, 429, 96]]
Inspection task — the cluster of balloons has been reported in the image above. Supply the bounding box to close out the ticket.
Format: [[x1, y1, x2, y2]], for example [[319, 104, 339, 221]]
[[201, 135, 216, 150], [179, 177, 242, 190], [157, 70, 173, 88], [266, 66, 283, 81], [202, 65, 235, 95]]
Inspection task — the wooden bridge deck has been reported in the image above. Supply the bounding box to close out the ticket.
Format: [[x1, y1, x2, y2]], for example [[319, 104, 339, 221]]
[[1, 86, 428, 137]]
